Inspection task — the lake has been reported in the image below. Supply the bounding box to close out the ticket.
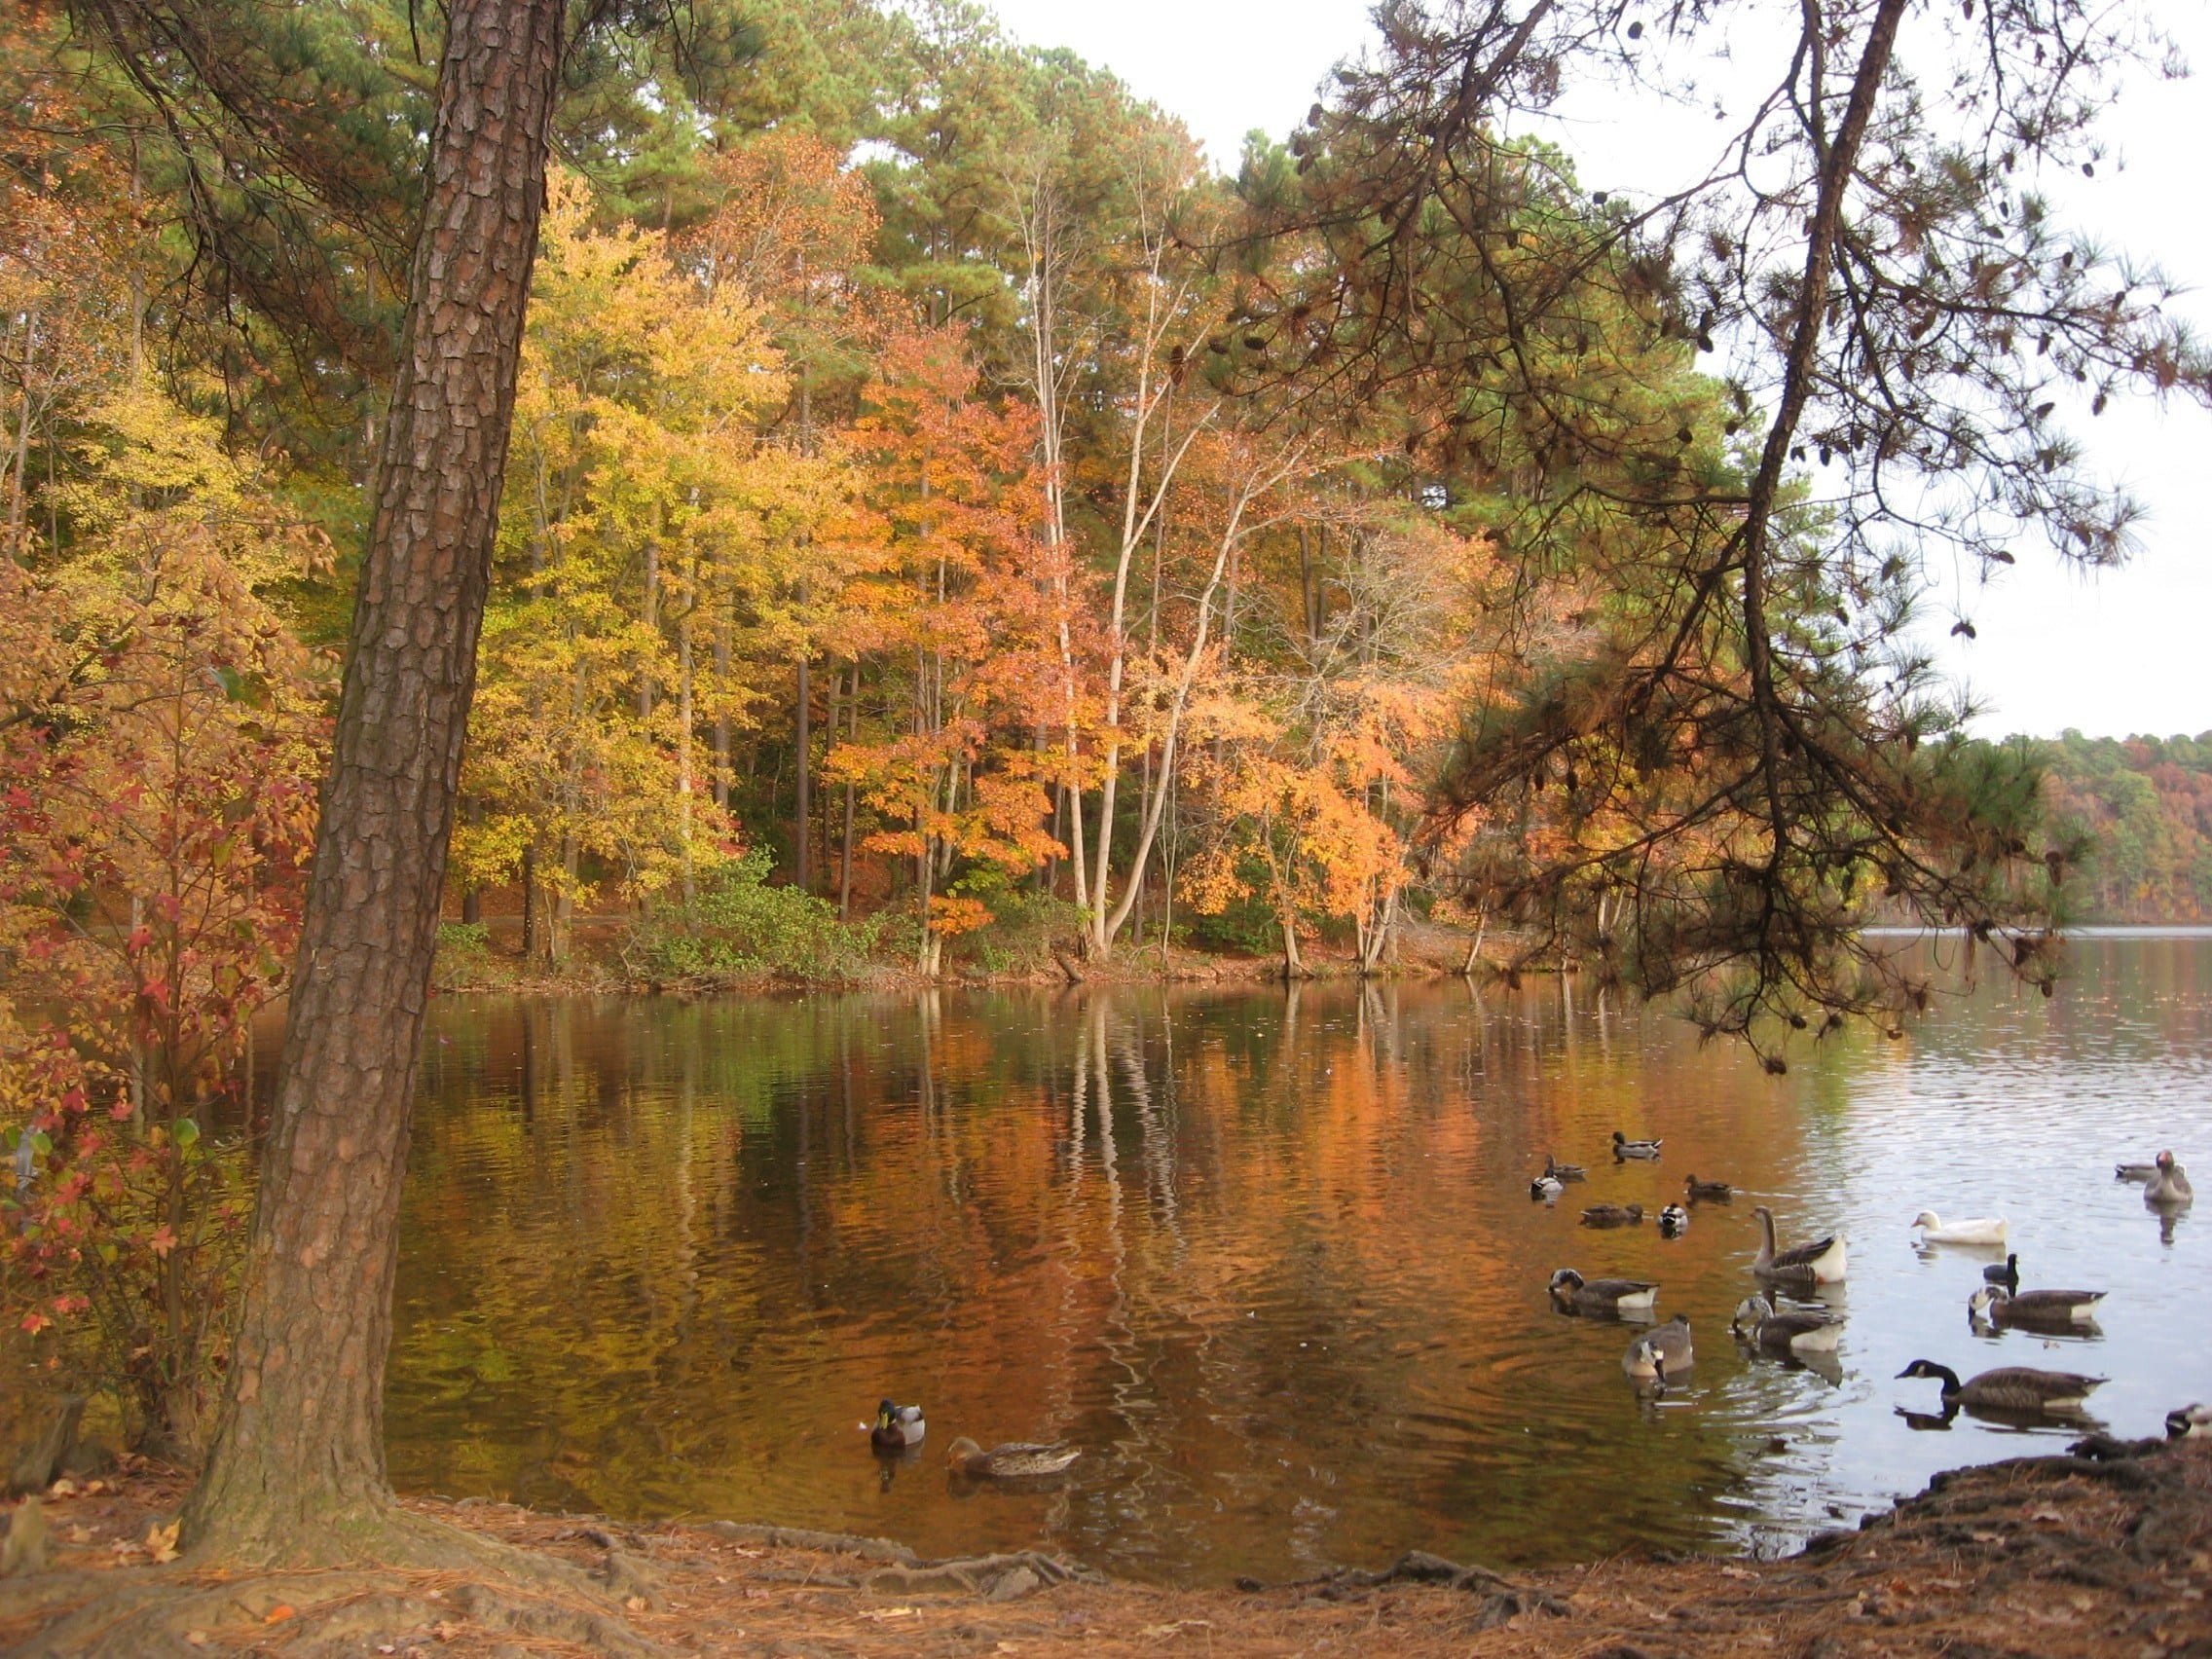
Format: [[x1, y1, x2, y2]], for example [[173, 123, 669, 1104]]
[[379, 932, 2212, 1583]]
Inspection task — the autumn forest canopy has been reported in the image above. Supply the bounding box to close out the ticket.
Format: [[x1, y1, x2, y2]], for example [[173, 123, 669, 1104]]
[[5, 0, 2212, 1474]]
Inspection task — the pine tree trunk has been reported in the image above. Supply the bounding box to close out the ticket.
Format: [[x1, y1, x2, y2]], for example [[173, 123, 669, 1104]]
[[180, 0, 564, 1566]]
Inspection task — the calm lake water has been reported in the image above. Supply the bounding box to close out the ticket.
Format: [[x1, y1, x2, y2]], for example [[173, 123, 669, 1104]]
[[380, 933, 2212, 1583]]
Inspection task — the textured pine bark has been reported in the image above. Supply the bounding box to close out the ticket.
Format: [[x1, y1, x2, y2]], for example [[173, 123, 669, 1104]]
[[182, 0, 565, 1564]]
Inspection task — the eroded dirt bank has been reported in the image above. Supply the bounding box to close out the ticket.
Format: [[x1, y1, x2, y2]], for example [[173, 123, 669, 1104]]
[[3, 1437, 2208, 1657]]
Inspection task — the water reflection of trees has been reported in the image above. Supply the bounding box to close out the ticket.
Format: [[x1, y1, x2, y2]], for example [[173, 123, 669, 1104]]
[[393, 961, 2183, 1575]]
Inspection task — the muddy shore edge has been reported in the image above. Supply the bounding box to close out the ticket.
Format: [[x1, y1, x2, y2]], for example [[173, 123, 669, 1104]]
[[3, 1435, 2207, 1656]]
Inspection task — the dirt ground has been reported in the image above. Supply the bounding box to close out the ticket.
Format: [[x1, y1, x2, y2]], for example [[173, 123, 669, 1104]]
[[4, 1435, 2209, 1658]]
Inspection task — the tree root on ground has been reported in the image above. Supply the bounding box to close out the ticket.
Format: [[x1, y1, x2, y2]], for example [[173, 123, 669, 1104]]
[[2, 1439, 2207, 1656]]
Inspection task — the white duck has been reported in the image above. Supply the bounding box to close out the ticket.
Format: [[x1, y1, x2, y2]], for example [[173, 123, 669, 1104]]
[[1912, 1210, 2008, 1246]]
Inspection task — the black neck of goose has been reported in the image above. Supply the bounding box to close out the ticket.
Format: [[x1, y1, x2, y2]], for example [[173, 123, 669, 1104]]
[[1929, 1363, 1963, 1396]]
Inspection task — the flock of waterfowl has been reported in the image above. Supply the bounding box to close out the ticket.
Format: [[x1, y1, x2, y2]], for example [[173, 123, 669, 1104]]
[[1535, 1130, 2202, 1432], [858, 1138, 2201, 1488]]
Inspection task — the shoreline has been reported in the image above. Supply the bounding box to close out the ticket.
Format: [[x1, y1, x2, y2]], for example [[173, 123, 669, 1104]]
[[4, 1435, 2207, 1654]]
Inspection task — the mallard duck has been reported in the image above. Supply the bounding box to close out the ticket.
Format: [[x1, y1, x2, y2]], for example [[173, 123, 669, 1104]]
[[1622, 1314, 1693, 1381], [867, 1400, 926, 1450], [943, 1436, 1081, 1478], [2116, 1161, 2159, 1183], [1968, 1285, 2105, 1327], [1612, 1131, 1663, 1160], [1544, 1155, 1587, 1183], [1912, 1210, 2009, 1246], [1548, 1268, 1659, 1315], [1731, 1294, 1840, 1355], [1683, 1174, 1733, 1200], [1530, 1174, 1565, 1200], [1751, 1205, 1848, 1284], [2167, 1403, 2211, 1440], [1982, 1252, 2020, 1291], [2145, 1151, 2194, 1207], [1658, 1203, 1689, 1236], [1897, 1359, 2105, 1413], [1581, 1202, 1644, 1228]]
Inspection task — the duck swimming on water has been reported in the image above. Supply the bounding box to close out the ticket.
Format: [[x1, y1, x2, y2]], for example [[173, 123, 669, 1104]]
[[2145, 1151, 2194, 1207], [1612, 1131, 1663, 1160], [1548, 1269, 1659, 1316], [943, 1437, 1081, 1478], [1897, 1359, 2105, 1415], [867, 1401, 926, 1451], [1751, 1205, 1847, 1284]]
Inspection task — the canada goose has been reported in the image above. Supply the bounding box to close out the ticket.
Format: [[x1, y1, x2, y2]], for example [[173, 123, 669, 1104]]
[[1897, 1359, 2105, 1414], [2167, 1403, 2211, 1439], [1612, 1131, 1663, 1160], [1530, 1175, 1564, 1200], [2145, 1151, 2194, 1207], [1981, 1253, 2020, 1291], [1683, 1175, 1733, 1200], [1581, 1202, 1645, 1228], [1731, 1295, 1840, 1355], [1544, 1155, 1587, 1183], [867, 1400, 926, 1450], [1912, 1211, 2009, 1246], [1622, 1314, 1693, 1380], [1751, 1205, 1848, 1284], [943, 1436, 1081, 1478], [2116, 1161, 2159, 1183], [1548, 1268, 1659, 1315], [1968, 1285, 2105, 1327], [1658, 1203, 1689, 1236]]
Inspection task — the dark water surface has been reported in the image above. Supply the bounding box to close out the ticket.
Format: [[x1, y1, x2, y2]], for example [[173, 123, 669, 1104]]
[[387, 937, 2212, 1582]]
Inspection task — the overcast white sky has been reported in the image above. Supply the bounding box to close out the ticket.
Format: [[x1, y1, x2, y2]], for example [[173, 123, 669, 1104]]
[[984, 0, 2212, 741]]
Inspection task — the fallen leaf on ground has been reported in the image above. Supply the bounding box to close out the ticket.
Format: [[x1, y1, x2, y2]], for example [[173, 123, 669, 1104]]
[[146, 1520, 180, 1563], [263, 1604, 296, 1625], [857, 1605, 917, 1621]]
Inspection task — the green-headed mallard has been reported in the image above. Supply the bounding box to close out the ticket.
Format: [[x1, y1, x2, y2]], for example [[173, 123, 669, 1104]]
[[1612, 1131, 1663, 1160], [943, 1436, 1081, 1478], [868, 1400, 926, 1451]]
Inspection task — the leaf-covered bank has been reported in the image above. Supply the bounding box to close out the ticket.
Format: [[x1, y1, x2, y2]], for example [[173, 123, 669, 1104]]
[[3, 1434, 2208, 1656]]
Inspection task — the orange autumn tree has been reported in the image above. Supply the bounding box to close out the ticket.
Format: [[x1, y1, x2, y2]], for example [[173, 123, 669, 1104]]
[[827, 329, 1063, 971], [1185, 510, 1499, 973]]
